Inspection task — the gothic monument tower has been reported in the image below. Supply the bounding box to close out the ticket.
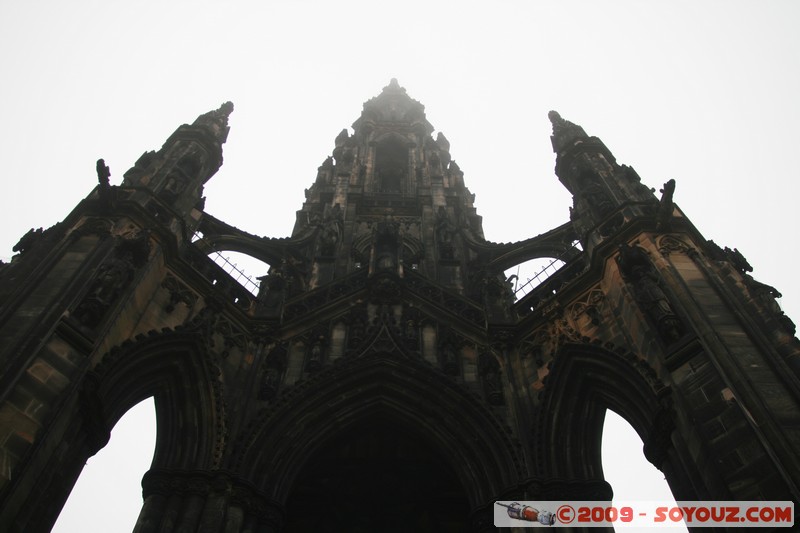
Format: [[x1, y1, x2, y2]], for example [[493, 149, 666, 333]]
[[0, 80, 798, 531]]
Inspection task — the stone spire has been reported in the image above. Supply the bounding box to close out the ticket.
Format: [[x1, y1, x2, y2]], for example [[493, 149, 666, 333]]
[[193, 101, 234, 144], [548, 110, 588, 153], [353, 79, 432, 135]]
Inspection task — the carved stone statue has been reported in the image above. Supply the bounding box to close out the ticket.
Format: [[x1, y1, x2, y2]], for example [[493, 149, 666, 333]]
[[476, 269, 515, 322], [12, 227, 44, 255], [439, 330, 459, 375], [259, 344, 288, 401], [656, 179, 676, 230], [96, 159, 111, 189], [306, 334, 326, 372], [435, 206, 456, 260], [478, 351, 504, 405], [404, 318, 419, 351], [257, 265, 286, 312], [617, 243, 684, 343], [318, 204, 343, 256], [259, 367, 282, 401], [744, 274, 797, 335], [74, 253, 135, 328], [73, 231, 151, 329], [581, 179, 615, 217], [374, 216, 400, 271], [347, 306, 369, 350]]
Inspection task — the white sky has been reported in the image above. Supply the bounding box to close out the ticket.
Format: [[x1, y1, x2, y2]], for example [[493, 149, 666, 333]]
[[2, 1, 798, 531]]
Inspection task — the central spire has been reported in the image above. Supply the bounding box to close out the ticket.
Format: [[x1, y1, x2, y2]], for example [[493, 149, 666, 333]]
[[352, 79, 433, 136], [282, 81, 482, 292]]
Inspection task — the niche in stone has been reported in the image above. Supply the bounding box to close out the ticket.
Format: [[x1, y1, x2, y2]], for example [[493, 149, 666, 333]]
[[375, 137, 408, 193]]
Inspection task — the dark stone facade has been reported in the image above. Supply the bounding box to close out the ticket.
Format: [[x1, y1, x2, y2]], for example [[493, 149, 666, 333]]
[[0, 80, 799, 531]]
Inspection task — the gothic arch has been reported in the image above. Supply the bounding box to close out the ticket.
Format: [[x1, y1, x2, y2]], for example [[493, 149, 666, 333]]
[[532, 343, 673, 482], [85, 329, 225, 470], [373, 134, 412, 193], [235, 352, 523, 507], [15, 329, 226, 532]]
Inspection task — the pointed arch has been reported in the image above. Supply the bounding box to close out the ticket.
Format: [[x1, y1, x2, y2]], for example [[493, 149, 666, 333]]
[[373, 133, 413, 193], [532, 343, 673, 481], [234, 352, 523, 507], [85, 328, 225, 470], [11, 328, 226, 532]]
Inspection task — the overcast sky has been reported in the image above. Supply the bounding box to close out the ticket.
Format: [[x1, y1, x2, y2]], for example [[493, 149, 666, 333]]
[[2, 1, 798, 531]]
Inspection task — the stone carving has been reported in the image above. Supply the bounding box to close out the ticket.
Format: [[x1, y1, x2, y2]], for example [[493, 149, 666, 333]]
[[71, 218, 114, 241], [305, 331, 327, 373], [567, 288, 605, 327], [656, 179, 676, 231], [193, 101, 233, 142], [435, 206, 456, 260], [162, 273, 198, 313], [438, 328, 461, 375], [428, 150, 443, 176], [403, 317, 419, 352], [160, 172, 186, 202], [709, 241, 753, 274], [214, 317, 248, 358], [12, 227, 44, 255], [616, 243, 684, 344], [581, 180, 615, 217], [335, 145, 355, 175], [743, 275, 796, 335], [73, 231, 151, 329], [478, 350, 504, 405], [548, 110, 588, 152], [318, 204, 343, 256], [96, 159, 110, 185], [122, 150, 156, 184], [374, 216, 400, 271], [657, 234, 692, 256], [259, 343, 287, 401], [475, 269, 515, 321], [96, 158, 111, 204], [347, 305, 369, 350], [159, 154, 203, 203], [257, 264, 287, 313]]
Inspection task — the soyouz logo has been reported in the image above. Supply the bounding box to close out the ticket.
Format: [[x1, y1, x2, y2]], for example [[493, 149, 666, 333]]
[[493, 501, 794, 528]]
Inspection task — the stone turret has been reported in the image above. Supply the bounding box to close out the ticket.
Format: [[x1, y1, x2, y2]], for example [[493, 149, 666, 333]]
[[121, 102, 234, 233], [291, 80, 484, 293], [549, 110, 656, 254]]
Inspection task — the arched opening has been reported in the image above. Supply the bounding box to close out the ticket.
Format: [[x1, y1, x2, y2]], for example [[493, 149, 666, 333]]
[[375, 138, 408, 193], [602, 409, 687, 532], [238, 353, 523, 513], [284, 416, 470, 532], [52, 397, 157, 533], [534, 343, 683, 494], [205, 250, 270, 296], [505, 257, 566, 300]]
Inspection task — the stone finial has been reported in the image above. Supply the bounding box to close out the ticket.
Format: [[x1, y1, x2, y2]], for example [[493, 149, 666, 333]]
[[548, 110, 588, 153], [382, 78, 406, 95], [193, 101, 234, 143], [96, 159, 111, 188]]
